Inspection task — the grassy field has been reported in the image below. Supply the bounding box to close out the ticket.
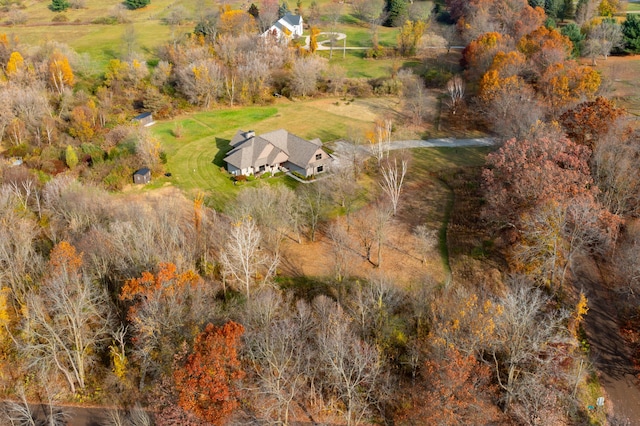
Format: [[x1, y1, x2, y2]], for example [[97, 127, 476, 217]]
[[627, 1, 640, 11], [151, 97, 399, 209]]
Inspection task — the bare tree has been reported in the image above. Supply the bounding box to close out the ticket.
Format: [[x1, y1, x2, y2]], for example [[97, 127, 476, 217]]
[[290, 55, 327, 97], [313, 296, 383, 426], [413, 224, 437, 265], [379, 154, 409, 216], [584, 19, 623, 64], [297, 183, 329, 242], [244, 289, 306, 424], [446, 75, 465, 115], [176, 59, 223, 107], [220, 216, 279, 297], [492, 276, 571, 412], [372, 203, 392, 267], [326, 219, 353, 282], [325, 1, 344, 59], [367, 118, 392, 163], [21, 244, 113, 395]]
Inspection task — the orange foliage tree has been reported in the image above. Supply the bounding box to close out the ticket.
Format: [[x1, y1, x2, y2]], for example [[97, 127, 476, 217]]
[[517, 26, 572, 72], [539, 62, 601, 112], [174, 321, 245, 425], [559, 96, 625, 149], [461, 32, 512, 82]]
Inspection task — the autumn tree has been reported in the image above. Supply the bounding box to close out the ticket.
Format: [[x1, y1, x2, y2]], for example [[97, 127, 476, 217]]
[[539, 62, 601, 112], [517, 26, 572, 73], [397, 19, 426, 56], [174, 321, 245, 425], [461, 32, 512, 83], [120, 263, 210, 389], [21, 241, 113, 395], [176, 59, 223, 108], [559, 96, 625, 149], [482, 136, 594, 226], [402, 348, 500, 425]]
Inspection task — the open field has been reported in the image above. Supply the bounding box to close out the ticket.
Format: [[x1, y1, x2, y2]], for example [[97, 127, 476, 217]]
[[593, 55, 640, 118], [151, 97, 401, 209]]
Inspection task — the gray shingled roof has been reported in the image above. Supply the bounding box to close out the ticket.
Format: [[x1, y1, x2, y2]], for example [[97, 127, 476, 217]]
[[281, 13, 302, 27], [224, 129, 326, 172]]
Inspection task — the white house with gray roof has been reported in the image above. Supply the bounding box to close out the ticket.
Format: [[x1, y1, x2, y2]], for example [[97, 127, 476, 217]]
[[262, 13, 304, 40], [224, 129, 333, 177]]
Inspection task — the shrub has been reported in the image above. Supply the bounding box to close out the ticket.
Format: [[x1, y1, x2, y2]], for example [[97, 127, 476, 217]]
[[51, 13, 68, 22], [159, 151, 167, 164], [260, 171, 272, 178], [234, 175, 247, 182], [172, 122, 184, 138]]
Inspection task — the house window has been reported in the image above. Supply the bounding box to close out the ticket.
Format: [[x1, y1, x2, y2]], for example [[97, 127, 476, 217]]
[[315, 153, 322, 160], [317, 165, 324, 173], [259, 165, 266, 172]]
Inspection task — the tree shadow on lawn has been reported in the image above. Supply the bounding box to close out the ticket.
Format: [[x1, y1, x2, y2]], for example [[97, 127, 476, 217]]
[[213, 137, 231, 167]]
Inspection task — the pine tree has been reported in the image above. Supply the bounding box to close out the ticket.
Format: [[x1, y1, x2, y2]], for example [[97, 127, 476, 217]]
[[124, 0, 150, 10], [49, 0, 70, 12], [248, 3, 259, 18], [385, 0, 408, 27]]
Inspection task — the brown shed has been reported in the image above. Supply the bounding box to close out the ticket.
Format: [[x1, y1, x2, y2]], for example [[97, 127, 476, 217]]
[[133, 168, 151, 184]]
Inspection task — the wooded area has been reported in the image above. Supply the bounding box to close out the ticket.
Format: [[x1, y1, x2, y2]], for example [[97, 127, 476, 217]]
[[0, 0, 640, 424]]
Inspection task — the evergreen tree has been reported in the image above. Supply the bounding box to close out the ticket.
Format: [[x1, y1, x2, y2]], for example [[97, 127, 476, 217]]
[[124, 0, 150, 10], [623, 13, 640, 53], [248, 3, 259, 18], [561, 22, 585, 57], [278, 1, 290, 18], [544, 0, 562, 18], [385, 0, 408, 27], [49, 0, 70, 12], [558, 0, 575, 21]]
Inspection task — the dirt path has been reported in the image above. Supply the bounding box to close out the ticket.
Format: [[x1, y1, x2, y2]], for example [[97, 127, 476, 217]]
[[575, 256, 640, 424]]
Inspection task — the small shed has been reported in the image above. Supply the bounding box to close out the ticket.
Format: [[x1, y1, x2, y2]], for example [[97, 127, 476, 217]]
[[133, 168, 151, 184], [132, 112, 155, 127]]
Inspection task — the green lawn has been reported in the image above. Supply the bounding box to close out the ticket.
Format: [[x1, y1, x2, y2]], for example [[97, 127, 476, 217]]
[[317, 49, 420, 79], [152, 99, 385, 210], [627, 2, 640, 11]]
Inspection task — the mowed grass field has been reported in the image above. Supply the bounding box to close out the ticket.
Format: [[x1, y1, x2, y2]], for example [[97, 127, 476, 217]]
[[150, 97, 400, 209]]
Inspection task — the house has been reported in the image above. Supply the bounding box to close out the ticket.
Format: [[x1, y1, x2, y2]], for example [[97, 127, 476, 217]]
[[132, 112, 155, 127], [223, 129, 333, 178], [262, 13, 304, 40], [133, 167, 151, 184]]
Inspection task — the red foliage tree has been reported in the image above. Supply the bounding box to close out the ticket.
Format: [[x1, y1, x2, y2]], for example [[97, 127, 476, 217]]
[[399, 348, 501, 425], [174, 321, 245, 425], [482, 137, 594, 225]]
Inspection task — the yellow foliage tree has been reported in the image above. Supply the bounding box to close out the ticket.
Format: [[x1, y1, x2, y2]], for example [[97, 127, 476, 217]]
[[6, 51, 24, 76], [48, 51, 75, 95]]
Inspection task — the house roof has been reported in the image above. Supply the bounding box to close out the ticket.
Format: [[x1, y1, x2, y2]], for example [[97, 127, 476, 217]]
[[134, 167, 150, 175], [133, 112, 152, 120], [281, 13, 302, 28], [224, 129, 326, 171]]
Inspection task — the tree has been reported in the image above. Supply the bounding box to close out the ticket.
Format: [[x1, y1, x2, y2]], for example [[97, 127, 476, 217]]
[[557, 0, 575, 21], [258, 0, 279, 32], [397, 20, 425, 56], [482, 136, 594, 226], [119, 263, 209, 389], [575, 0, 598, 24], [379, 154, 409, 216], [313, 296, 383, 425], [584, 18, 623, 63], [248, 3, 259, 18], [174, 322, 245, 425], [517, 26, 572, 73], [21, 242, 113, 395], [6, 51, 24, 77], [446, 75, 465, 115], [219, 216, 279, 297], [65, 145, 78, 169], [622, 13, 640, 53], [49, 0, 70, 12], [385, 0, 408, 27], [125, 0, 149, 10], [48, 51, 75, 95], [403, 348, 499, 425], [492, 277, 572, 413], [176, 59, 223, 108], [290, 55, 326, 97], [559, 96, 625, 149], [561, 22, 585, 57]]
